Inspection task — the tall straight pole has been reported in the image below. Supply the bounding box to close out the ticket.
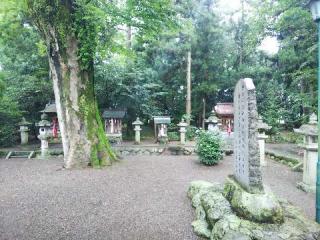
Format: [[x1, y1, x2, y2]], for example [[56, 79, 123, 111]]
[[316, 20, 320, 223], [186, 51, 192, 125]]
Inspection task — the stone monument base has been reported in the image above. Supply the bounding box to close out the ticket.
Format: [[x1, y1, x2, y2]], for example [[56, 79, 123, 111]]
[[297, 181, 316, 193], [187, 180, 320, 240], [224, 176, 283, 224]]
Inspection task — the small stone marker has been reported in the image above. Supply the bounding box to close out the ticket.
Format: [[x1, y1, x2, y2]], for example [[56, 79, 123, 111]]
[[233, 78, 263, 193], [18, 117, 31, 145]]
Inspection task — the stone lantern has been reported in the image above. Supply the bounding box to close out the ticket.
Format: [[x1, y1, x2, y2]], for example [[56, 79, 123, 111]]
[[18, 117, 31, 145], [36, 113, 51, 157], [294, 113, 318, 192], [178, 119, 188, 145], [257, 116, 271, 166], [205, 110, 219, 132], [133, 117, 143, 144]]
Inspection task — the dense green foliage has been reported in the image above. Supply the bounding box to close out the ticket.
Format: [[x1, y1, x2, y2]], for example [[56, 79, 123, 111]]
[[0, 0, 318, 146], [196, 130, 223, 166]]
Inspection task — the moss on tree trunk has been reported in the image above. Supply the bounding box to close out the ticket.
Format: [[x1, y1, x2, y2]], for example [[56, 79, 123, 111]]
[[26, 0, 116, 168]]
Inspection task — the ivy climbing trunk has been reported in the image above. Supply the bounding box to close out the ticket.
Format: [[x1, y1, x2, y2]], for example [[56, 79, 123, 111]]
[[26, 0, 115, 168]]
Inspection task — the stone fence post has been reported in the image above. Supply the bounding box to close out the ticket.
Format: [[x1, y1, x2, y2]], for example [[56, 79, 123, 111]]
[[294, 113, 318, 192], [257, 116, 271, 166]]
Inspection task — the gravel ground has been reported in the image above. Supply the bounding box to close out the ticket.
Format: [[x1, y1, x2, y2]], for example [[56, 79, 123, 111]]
[[266, 143, 303, 162], [0, 154, 315, 240]]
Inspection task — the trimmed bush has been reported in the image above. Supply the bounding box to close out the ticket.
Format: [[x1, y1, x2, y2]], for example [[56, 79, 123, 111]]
[[196, 130, 223, 166]]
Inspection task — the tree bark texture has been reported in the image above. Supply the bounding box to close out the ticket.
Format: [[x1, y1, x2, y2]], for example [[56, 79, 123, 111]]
[[27, 1, 115, 168]]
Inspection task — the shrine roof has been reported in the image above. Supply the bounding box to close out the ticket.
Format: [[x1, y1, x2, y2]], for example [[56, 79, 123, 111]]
[[102, 110, 126, 119], [40, 103, 57, 113], [153, 116, 171, 124], [214, 103, 234, 116]]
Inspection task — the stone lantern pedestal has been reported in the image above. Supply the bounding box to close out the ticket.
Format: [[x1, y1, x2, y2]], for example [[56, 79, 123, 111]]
[[178, 119, 188, 145], [133, 117, 143, 144], [294, 113, 318, 193], [36, 113, 52, 158], [257, 116, 271, 166], [18, 117, 31, 145], [205, 110, 219, 132]]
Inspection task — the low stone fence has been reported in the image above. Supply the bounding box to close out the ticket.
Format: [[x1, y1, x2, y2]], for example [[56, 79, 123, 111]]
[[113, 145, 195, 156]]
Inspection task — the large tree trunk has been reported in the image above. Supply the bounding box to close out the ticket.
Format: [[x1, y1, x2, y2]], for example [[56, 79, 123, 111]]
[[46, 28, 115, 168], [26, 0, 116, 168]]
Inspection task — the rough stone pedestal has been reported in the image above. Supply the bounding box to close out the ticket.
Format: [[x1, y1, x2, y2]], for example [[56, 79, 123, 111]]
[[224, 176, 283, 224], [294, 113, 318, 193], [188, 180, 320, 240], [40, 139, 49, 158]]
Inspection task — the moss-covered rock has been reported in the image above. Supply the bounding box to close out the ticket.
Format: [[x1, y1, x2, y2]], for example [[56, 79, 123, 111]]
[[192, 220, 211, 238], [188, 180, 320, 240], [201, 191, 233, 225], [223, 177, 284, 224]]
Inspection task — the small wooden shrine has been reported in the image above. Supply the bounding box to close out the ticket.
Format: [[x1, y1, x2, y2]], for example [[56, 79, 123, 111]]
[[153, 116, 171, 143], [102, 109, 126, 142], [214, 102, 234, 131]]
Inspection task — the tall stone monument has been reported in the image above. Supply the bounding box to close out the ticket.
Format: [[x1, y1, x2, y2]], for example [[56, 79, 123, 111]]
[[233, 78, 263, 193]]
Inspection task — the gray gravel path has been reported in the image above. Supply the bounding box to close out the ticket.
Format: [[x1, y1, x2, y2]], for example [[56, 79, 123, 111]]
[[0, 155, 315, 240]]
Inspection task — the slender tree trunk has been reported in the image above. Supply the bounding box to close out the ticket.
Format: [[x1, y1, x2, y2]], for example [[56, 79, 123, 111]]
[[202, 98, 206, 129], [127, 25, 132, 49], [186, 51, 192, 125], [239, 0, 244, 66]]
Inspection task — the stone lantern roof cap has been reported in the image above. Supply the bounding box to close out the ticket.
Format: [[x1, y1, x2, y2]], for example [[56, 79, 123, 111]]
[[133, 117, 143, 125], [257, 116, 271, 130], [18, 117, 31, 126], [178, 119, 188, 127], [205, 110, 218, 123], [294, 113, 318, 136], [36, 113, 51, 127]]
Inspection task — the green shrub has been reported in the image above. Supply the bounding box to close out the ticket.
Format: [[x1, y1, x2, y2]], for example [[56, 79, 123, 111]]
[[0, 96, 21, 146], [186, 126, 198, 140], [268, 131, 303, 144], [196, 130, 223, 166], [168, 131, 179, 141]]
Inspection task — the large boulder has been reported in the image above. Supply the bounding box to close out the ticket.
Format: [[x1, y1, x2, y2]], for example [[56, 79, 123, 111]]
[[188, 180, 320, 240], [223, 177, 284, 224]]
